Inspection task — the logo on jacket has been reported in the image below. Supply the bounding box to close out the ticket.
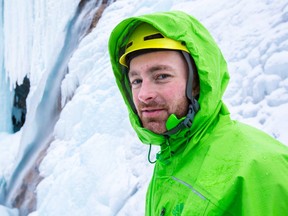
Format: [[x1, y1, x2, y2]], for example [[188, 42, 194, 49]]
[[172, 203, 184, 216]]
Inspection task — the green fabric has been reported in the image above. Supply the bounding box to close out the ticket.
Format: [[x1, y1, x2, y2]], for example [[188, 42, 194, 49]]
[[109, 11, 288, 215]]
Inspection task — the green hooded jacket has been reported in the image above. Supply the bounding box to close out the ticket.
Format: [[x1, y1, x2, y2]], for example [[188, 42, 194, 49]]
[[109, 11, 288, 215]]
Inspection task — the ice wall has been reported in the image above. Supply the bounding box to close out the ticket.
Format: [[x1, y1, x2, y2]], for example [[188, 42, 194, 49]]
[[1, 0, 116, 215], [0, 0, 13, 133]]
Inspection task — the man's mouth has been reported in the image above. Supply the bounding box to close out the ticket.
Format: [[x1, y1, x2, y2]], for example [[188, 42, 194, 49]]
[[141, 108, 165, 118]]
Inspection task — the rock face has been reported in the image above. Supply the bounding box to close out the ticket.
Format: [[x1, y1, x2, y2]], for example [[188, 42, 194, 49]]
[[11, 146, 47, 216], [12, 76, 30, 133]]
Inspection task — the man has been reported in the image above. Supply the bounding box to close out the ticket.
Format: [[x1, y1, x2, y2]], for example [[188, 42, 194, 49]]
[[108, 11, 288, 215]]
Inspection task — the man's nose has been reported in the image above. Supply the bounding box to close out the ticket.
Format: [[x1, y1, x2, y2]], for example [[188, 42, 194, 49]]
[[138, 81, 157, 103]]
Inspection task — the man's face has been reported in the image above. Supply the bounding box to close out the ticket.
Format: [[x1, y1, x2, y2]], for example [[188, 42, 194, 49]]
[[128, 51, 189, 134]]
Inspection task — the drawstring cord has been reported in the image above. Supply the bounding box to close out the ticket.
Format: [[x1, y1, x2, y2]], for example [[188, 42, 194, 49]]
[[148, 137, 172, 164], [148, 143, 157, 164]]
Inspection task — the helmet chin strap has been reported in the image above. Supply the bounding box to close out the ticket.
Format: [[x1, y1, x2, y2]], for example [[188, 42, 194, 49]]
[[163, 51, 199, 136]]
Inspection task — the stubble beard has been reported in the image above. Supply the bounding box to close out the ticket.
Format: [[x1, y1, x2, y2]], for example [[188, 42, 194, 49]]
[[137, 98, 189, 134]]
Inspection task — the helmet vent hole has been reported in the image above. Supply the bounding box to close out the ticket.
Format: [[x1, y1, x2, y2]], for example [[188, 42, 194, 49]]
[[126, 42, 133, 49], [144, 33, 164, 41]]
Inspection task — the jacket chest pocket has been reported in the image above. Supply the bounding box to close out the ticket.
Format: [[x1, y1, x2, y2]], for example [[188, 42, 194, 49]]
[[151, 177, 210, 216], [171, 176, 210, 215]]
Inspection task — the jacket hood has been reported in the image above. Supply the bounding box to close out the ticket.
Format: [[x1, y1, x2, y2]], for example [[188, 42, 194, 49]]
[[108, 11, 230, 147]]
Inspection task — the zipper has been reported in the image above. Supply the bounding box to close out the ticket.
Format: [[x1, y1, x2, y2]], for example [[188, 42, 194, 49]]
[[172, 176, 206, 200]]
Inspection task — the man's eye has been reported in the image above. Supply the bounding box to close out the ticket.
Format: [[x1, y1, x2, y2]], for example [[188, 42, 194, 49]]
[[157, 74, 170, 80], [130, 79, 142, 86]]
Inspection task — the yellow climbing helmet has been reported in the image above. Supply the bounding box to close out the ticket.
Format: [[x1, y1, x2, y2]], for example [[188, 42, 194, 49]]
[[119, 22, 189, 67]]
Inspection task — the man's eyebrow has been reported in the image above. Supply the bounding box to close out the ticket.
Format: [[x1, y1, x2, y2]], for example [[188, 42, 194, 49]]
[[128, 65, 173, 78], [128, 70, 138, 78], [149, 65, 172, 73]]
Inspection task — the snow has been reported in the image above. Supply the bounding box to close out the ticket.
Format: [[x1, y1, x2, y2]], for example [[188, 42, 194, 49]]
[[264, 51, 288, 77], [0, 205, 18, 216], [0, 0, 288, 215]]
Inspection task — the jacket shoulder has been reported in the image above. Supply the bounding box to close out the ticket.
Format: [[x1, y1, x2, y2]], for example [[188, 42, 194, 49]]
[[195, 117, 288, 214]]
